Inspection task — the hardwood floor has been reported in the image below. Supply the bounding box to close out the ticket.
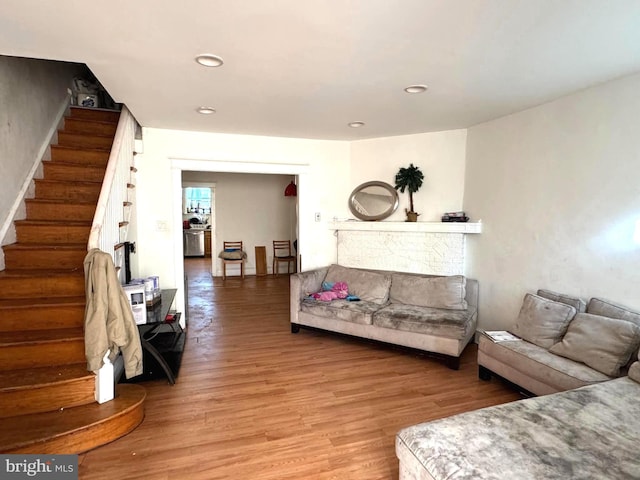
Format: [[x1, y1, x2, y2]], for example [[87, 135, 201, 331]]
[[78, 258, 522, 479]]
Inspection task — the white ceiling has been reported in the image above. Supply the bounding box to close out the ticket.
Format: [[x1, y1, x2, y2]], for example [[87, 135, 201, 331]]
[[2, 0, 640, 141]]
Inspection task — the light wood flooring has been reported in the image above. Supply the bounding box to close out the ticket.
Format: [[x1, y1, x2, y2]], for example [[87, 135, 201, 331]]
[[78, 258, 522, 479]]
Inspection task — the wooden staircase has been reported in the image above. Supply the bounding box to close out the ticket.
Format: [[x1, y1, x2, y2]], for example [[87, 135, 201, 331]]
[[0, 107, 145, 454]]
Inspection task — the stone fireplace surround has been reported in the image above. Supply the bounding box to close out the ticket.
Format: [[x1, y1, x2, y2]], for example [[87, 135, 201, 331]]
[[331, 221, 481, 276]]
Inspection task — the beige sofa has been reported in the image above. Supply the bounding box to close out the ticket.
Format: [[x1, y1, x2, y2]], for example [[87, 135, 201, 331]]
[[290, 264, 478, 369], [396, 290, 640, 479], [478, 289, 640, 395]]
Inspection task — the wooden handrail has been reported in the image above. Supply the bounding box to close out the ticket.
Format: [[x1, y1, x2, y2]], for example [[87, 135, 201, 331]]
[[87, 106, 137, 254]]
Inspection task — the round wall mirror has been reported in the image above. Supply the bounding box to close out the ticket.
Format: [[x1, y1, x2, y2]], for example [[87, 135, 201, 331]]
[[348, 181, 399, 221]]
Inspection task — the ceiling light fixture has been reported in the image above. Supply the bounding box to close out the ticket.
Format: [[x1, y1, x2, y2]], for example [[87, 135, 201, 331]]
[[348, 121, 365, 128], [195, 54, 224, 67], [196, 106, 216, 115], [404, 84, 428, 94]]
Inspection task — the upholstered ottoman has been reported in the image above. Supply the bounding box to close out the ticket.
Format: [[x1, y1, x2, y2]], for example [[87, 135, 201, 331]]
[[396, 372, 640, 480]]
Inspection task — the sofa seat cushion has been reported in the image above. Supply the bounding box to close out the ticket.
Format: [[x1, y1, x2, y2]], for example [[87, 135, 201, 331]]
[[372, 303, 476, 340], [478, 333, 612, 392], [300, 297, 380, 325], [396, 377, 640, 480]]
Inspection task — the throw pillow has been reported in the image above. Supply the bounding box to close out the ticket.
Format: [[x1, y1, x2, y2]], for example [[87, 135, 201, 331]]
[[549, 312, 640, 377], [537, 289, 587, 313], [511, 293, 577, 349], [325, 265, 391, 305], [390, 274, 468, 310]]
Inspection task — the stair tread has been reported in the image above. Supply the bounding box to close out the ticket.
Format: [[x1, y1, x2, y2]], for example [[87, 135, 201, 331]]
[[0, 384, 145, 452], [0, 269, 84, 278], [64, 117, 119, 127], [14, 219, 92, 227], [70, 106, 121, 116], [0, 295, 85, 309], [25, 198, 98, 205], [50, 144, 112, 154], [34, 178, 104, 187], [44, 160, 107, 168], [4, 243, 86, 250], [51, 144, 111, 154], [0, 328, 84, 346], [0, 363, 91, 392], [58, 131, 116, 140]]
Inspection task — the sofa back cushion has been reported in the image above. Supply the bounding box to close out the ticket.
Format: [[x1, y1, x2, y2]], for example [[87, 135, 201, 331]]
[[537, 289, 586, 313], [390, 274, 468, 310], [324, 265, 391, 305], [512, 293, 577, 349], [588, 298, 640, 368], [549, 313, 640, 377], [587, 298, 640, 327]]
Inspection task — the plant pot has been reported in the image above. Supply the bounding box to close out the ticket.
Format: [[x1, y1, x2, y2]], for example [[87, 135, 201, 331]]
[[406, 211, 419, 222]]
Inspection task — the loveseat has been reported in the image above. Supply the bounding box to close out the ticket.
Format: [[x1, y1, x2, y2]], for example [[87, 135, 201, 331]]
[[478, 289, 640, 395], [395, 290, 640, 479], [290, 264, 478, 369]]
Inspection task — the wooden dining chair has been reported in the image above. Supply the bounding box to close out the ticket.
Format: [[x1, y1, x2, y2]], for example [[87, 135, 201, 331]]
[[272, 240, 296, 275], [218, 241, 246, 279]]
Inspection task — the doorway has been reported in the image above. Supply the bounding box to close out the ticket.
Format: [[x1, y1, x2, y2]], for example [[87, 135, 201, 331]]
[[170, 158, 308, 319], [181, 180, 216, 273]]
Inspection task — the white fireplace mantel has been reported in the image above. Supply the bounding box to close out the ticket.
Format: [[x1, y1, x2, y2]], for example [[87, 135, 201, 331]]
[[330, 221, 481, 275], [329, 221, 482, 234]]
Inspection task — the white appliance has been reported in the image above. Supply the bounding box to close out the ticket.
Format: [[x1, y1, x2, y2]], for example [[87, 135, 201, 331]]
[[123, 284, 147, 325]]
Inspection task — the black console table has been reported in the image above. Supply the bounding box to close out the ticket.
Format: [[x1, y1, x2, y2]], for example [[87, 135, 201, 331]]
[[136, 288, 184, 385]]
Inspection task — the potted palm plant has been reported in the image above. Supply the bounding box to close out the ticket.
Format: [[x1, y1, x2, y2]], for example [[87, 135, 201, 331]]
[[394, 163, 424, 222]]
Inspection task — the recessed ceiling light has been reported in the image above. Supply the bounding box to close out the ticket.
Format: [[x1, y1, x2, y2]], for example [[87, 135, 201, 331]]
[[195, 54, 224, 67], [196, 106, 216, 115], [348, 121, 365, 128], [404, 84, 428, 94]]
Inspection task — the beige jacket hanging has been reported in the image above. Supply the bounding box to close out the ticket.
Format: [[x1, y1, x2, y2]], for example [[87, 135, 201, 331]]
[[83, 248, 143, 379]]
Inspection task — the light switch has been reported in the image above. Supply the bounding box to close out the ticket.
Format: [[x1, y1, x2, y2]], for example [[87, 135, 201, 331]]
[[315, 212, 321, 222]]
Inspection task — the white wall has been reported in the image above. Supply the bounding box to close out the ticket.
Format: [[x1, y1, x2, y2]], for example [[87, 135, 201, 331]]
[[350, 129, 467, 222], [0, 56, 83, 249], [182, 171, 296, 276], [134, 128, 350, 315], [464, 72, 640, 330]]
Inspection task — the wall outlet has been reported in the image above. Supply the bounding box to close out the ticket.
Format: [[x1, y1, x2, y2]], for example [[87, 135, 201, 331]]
[[315, 212, 321, 222]]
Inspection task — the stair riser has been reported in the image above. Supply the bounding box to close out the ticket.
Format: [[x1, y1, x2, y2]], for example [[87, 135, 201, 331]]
[[0, 276, 84, 299], [4, 249, 86, 270], [0, 305, 84, 332], [43, 163, 105, 183], [63, 118, 117, 137], [16, 224, 91, 244], [69, 107, 120, 124], [0, 376, 94, 419], [57, 132, 113, 150], [0, 341, 85, 372], [35, 181, 101, 202], [26, 202, 95, 222], [50, 146, 110, 166]]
